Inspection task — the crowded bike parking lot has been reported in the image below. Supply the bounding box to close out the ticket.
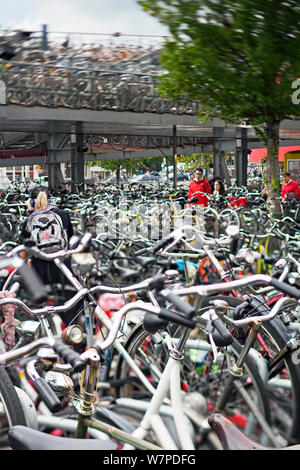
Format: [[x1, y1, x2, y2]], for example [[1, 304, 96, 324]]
[[0, 0, 300, 454], [0, 167, 299, 452]]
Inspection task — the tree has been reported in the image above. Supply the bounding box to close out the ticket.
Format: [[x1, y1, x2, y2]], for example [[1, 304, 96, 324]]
[[178, 152, 213, 173], [138, 0, 300, 214], [86, 157, 141, 184], [141, 156, 163, 172]]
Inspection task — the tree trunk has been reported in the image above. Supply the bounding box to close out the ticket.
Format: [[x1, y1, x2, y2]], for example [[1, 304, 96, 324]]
[[266, 117, 281, 218]]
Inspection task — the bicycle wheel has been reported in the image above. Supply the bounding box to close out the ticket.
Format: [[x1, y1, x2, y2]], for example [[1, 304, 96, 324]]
[[246, 316, 300, 446], [0, 367, 26, 439], [113, 321, 271, 447], [198, 337, 272, 445], [227, 291, 300, 446], [219, 208, 240, 235], [237, 209, 259, 234], [114, 321, 168, 400]]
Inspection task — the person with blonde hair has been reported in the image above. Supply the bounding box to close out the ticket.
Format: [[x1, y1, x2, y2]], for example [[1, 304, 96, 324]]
[[20, 186, 78, 325], [23, 186, 73, 250], [26, 186, 50, 212]]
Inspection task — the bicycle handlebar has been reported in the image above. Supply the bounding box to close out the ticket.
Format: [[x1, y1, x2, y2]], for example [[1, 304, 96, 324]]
[[0, 233, 93, 304], [0, 273, 177, 318], [170, 274, 300, 300], [134, 225, 240, 257], [0, 337, 88, 371], [26, 232, 93, 261], [0, 274, 296, 364], [0, 255, 48, 304], [92, 273, 300, 353], [161, 225, 239, 251]]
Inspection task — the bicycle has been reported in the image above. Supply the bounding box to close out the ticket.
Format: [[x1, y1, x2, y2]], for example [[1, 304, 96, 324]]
[[126, 225, 300, 446], [3, 272, 300, 450]]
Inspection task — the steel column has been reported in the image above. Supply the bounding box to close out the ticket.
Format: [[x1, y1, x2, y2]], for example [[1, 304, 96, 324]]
[[236, 127, 248, 186], [46, 134, 66, 192], [70, 123, 85, 191]]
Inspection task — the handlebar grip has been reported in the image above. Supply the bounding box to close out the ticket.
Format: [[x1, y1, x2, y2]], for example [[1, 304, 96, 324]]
[[33, 377, 62, 413], [54, 339, 86, 372], [143, 312, 168, 333], [163, 292, 196, 319], [148, 274, 166, 291], [135, 247, 149, 256], [270, 278, 300, 299], [159, 308, 195, 328], [187, 197, 198, 204], [89, 239, 101, 251], [230, 238, 239, 256], [211, 318, 233, 346], [17, 262, 48, 304], [150, 236, 175, 254]]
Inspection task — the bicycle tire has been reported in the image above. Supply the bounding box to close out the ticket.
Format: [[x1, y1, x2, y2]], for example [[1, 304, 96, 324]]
[[250, 316, 300, 446], [219, 208, 240, 234], [0, 367, 26, 434], [223, 294, 300, 446], [238, 209, 259, 234], [113, 320, 271, 447]]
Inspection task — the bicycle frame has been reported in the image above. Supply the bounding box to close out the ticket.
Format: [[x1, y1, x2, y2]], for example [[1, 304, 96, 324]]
[[73, 335, 196, 450], [94, 307, 282, 449], [34, 301, 283, 449], [120, 345, 195, 450], [2, 234, 297, 450]]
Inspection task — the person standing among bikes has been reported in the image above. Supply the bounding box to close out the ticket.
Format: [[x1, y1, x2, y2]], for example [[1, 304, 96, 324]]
[[188, 167, 212, 206], [281, 171, 300, 201], [19, 185, 80, 326]]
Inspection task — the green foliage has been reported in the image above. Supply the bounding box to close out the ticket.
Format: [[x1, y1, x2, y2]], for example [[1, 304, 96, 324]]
[[138, 0, 300, 212], [86, 157, 144, 172], [178, 152, 213, 170], [100, 159, 141, 172], [271, 177, 279, 191], [141, 156, 163, 171], [138, 0, 300, 130], [85, 155, 163, 174]]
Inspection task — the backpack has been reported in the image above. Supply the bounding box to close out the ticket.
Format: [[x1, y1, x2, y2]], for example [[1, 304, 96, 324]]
[[26, 210, 68, 253]]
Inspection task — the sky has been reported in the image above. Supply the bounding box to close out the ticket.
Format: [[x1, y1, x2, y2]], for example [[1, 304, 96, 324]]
[[1, 0, 169, 38]]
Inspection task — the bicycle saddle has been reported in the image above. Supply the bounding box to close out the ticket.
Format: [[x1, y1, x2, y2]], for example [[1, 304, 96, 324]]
[[208, 414, 300, 450], [114, 266, 141, 282], [134, 255, 158, 267], [8, 426, 118, 451]]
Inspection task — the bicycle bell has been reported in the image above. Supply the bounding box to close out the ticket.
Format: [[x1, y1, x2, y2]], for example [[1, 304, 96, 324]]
[[45, 371, 74, 396]]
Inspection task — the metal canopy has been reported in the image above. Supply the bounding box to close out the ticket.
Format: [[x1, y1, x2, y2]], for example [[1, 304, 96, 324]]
[[0, 52, 299, 191], [1, 103, 300, 189], [1, 104, 300, 139], [0, 104, 223, 134]]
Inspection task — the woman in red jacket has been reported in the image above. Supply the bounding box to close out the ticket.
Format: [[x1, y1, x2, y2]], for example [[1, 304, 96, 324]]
[[188, 168, 212, 207], [281, 171, 300, 200]]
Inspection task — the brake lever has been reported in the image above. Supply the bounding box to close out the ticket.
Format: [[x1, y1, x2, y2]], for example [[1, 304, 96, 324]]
[[207, 330, 218, 363], [202, 310, 219, 363]]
